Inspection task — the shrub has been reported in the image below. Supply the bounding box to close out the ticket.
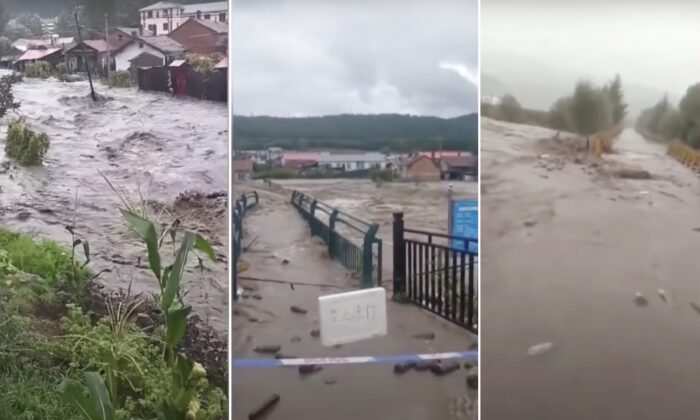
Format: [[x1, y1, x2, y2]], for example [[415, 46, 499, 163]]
[[24, 61, 52, 79], [109, 71, 131, 88], [53, 62, 67, 76], [5, 118, 50, 165], [0, 75, 20, 119], [186, 53, 217, 73]]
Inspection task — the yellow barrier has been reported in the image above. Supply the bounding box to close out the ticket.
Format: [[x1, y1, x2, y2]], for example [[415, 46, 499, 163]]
[[667, 139, 700, 172], [588, 123, 624, 158]]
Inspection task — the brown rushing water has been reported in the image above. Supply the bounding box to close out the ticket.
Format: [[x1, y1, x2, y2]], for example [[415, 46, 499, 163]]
[[482, 118, 700, 420], [0, 75, 229, 337]]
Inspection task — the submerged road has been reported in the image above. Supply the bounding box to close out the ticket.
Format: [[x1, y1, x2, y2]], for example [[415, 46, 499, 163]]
[[482, 118, 700, 420], [232, 183, 477, 420], [0, 77, 229, 337]]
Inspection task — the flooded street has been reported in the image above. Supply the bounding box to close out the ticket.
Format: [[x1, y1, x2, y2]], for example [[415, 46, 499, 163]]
[[233, 181, 477, 420], [0, 77, 229, 337], [481, 118, 700, 419]]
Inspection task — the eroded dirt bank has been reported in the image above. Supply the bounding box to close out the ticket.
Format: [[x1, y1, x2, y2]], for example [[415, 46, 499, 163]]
[[0, 77, 229, 337], [481, 117, 700, 419]]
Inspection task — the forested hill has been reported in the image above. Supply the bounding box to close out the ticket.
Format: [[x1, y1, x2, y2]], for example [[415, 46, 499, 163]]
[[232, 113, 478, 153]]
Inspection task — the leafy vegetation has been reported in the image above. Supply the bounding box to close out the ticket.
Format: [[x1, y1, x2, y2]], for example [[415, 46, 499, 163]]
[[234, 113, 478, 153], [637, 83, 700, 147], [0, 217, 225, 419], [187, 54, 217, 74], [6, 118, 50, 165], [25, 62, 53, 79], [0, 75, 20, 119], [482, 75, 628, 136], [109, 71, 131, 88]]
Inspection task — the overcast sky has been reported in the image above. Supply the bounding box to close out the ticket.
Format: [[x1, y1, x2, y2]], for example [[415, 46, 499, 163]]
[[231, 0, 478, 117], [482, 0, 700, 98]]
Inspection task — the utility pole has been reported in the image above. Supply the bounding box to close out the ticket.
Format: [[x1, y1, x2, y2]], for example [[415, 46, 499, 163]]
[[105, 13, 110, 80], [75, 11, 97, 102]]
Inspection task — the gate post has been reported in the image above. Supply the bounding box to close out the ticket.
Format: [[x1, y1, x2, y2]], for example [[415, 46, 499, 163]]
[[232, 208, 241, 301], [329, 209, 340, 258], [392, 212, 406, 298], [361, 223, 379, 288]]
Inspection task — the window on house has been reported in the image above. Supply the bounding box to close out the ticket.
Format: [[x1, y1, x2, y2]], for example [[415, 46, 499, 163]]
[[204, 14, 211, 20], [139, 42, 144, 48], [163, 23, 169, 31], [147, 11, 153, 18], [219, 13, 226, 21], [148, 24, 157, 35], [156, 10, 160, 18]]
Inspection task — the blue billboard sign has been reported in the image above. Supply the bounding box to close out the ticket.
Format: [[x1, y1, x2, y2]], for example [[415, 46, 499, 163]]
[[449, 199, 478, 254]]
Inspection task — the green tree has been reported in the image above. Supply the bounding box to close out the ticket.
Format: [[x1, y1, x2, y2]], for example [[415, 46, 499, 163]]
[[0, 36, 11, 57], [0, 2, 8, 34], [498, 94, 524, 123], [548, 97, 574, 131], [15, 13, 43, 37], [3, 21, 32, 40], [570, 81, 613, 135], [679, 83, 700, 147], [604, 74, 628, 124]]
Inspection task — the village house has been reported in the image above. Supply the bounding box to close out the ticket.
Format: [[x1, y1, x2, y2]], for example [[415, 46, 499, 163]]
[[399, 155, 442, 181], [232, 160, 254, 181], [182, 2, 228, 23], [111, 31, 185, 71], [281, 151, 319, 168], [13, 47, 63, 72], [317, 151, 390, 171], [439, 155, 477, 180], [168, 18, 228, 55], [64, 34, 132, 75], [139, 1, 228, 36]]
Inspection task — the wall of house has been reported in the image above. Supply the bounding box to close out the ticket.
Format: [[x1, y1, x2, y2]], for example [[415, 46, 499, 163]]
[[140, 7, 185, 35], [169, 22, 222, 54], [114, 42, 165, 71], [182, 10, 228, 22], [407, 158, 441, 181]]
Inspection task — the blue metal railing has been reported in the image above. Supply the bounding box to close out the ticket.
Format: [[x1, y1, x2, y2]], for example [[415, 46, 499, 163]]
[[232, 191, 259, 301]]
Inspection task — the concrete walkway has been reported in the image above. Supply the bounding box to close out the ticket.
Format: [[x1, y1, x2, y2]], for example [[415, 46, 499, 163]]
[[232, 184, 477, 420]]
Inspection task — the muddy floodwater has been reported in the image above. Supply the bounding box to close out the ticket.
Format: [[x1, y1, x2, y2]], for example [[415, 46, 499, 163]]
[[0, 77, 229, 337], [482, 117, 700, 419], [233, 179, 478, 420]]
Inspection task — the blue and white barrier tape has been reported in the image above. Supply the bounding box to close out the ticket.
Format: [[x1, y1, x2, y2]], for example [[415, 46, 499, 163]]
[[233, 350, 478, 368]]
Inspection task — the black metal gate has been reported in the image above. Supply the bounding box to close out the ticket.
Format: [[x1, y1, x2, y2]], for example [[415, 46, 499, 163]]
[[392, 212, 478, 333]]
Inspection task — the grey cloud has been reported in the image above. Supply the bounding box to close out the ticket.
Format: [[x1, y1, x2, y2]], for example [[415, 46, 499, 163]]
[[231, 0, 477, 117]]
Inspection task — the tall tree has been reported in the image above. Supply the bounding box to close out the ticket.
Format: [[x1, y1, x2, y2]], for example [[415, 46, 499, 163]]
[[605, 74, 628, 124], [679, 83, 700, 147], [498, 94, 524, 123], [15, 13, 43, 37], [570, 81, 612, 136], [0, 2, 8, 34]]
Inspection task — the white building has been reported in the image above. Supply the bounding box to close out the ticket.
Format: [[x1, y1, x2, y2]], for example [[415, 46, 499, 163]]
[[112, 33, 185, 71], [139, 1, 228, 36], [317, 152, 390, 171]]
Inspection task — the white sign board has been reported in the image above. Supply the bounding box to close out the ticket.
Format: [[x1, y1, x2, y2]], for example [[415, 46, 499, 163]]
[[318, 287, 388, 347]]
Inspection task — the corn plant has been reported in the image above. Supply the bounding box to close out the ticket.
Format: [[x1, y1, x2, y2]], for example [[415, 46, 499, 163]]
[[121, 210, 217, 419]]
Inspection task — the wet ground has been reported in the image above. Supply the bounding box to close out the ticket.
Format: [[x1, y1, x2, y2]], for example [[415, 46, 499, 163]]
[[232, 181, 478, 420], [0, 76, 229, 337], [481, 117, 700, 419]]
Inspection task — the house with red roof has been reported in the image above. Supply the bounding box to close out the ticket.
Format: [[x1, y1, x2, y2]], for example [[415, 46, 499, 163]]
[[167, 18, 227, 55], [13, 47, 64, 72]]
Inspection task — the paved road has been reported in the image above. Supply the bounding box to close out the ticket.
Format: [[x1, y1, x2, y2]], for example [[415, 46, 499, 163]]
[[482, 118, 700, 420]]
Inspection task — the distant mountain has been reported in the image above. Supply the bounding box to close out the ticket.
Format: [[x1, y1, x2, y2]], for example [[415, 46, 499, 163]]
[[4, 0, 73, 17], [482, 50, 681, 119], [232, 113, 478, 153]]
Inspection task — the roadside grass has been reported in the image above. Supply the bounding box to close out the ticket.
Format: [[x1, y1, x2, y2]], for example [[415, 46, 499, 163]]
[[0, 222, 226, 420]]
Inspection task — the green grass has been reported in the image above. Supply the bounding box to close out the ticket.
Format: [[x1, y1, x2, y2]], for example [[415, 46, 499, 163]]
[[0, 227, 88, 287], [0, 368, 78, 420]]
